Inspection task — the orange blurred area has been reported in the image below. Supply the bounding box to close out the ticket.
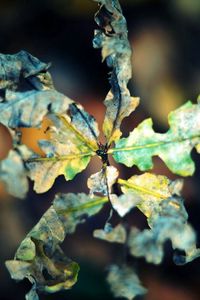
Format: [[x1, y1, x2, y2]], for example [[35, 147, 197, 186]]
[[146, 277, 199, 300], [0, 124, 12, 159], [132, 27, 184, 126], [20, 117, 51, 155]]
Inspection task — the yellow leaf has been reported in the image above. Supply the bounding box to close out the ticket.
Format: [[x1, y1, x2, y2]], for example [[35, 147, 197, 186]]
[[118, 173, 183, 217]]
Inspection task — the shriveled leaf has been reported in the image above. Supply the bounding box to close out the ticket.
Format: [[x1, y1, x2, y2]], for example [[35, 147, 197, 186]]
[[27, 104, 99, 193], [0, 89, 72, 129], [0, 50, 50, 91], [93, 223, 126, 244], [0, 146, 32, 198], [111, 100, 200, 176], [93, 0, 139, 144], [6, 193, 107, 299], [117, 173, 183, 217], [107, 264, 147, 300], [128, 197, 200, 265], [88, 166, 118, 196]]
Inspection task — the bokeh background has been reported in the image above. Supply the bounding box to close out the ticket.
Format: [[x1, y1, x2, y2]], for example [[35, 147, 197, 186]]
[[0, 0, 200, 299]]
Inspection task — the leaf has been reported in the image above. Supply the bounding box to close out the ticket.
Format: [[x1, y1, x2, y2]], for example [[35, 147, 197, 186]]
[[107, 264, 147, 300], [0, 50, 50, 91], [68, 103, 99, 149], [53, 193, 108, 234], [93, 0, 139, 145], [0, 89, 72, 129], [27, 103, 99, 193], [28, 70, 54, 91], [0, 146, 32, 198], [110, 193, 140, 218], [93, 223, 126, 244], [116, 173, 183, 217], [128, 197, 200, 265], [25, 286, 39, 300], [111, 100, 200, 176], [6, 193, 107, 299], [87, 166, 118, 196]]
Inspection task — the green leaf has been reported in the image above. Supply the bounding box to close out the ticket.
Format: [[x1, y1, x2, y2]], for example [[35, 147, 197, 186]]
[[6, 193, 107, 299], [0, 146, 32, 198], [0, 50, 50, 91], [116, 173, 183, 217], [93, 0, 139, 145], [93, 223, 126, 244], [107, 264, 147, 300], [53, 193, 108, 234], [111, 100, 200, 176], [27, 103, 99, 193], [128, 197, 200, 265]]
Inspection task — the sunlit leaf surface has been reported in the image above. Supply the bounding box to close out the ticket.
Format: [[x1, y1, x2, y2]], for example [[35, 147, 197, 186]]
[[27, 103, 99, 193], [111, 100, 200, 176], [116, 173, 183, 217]]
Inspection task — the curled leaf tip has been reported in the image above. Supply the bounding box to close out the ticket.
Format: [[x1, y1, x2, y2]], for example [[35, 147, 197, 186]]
[[0, 146, 32, 198]]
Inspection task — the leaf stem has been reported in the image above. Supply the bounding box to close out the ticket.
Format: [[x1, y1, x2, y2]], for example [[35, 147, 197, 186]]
[[56, 197, 109, 215], [27, 151, 95, 163], [118, 178, 167, 199]]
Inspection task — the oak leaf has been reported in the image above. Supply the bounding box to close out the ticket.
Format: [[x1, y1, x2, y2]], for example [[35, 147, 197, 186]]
[[111, 100, 200, 176]]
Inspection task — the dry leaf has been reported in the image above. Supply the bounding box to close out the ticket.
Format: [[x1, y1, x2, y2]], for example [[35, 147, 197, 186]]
[[93, 223, 126, 243], [93, 0, 139, 145]]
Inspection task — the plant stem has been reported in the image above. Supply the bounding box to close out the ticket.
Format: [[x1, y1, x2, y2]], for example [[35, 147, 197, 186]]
[[57, 197, 109, 215]]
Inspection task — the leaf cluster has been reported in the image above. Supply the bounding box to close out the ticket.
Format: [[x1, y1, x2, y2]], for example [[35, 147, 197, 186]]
[[0, 0, 200, 299]]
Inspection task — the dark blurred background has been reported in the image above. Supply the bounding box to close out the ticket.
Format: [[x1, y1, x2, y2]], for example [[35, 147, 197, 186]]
[[0, 0, 200, 299]]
